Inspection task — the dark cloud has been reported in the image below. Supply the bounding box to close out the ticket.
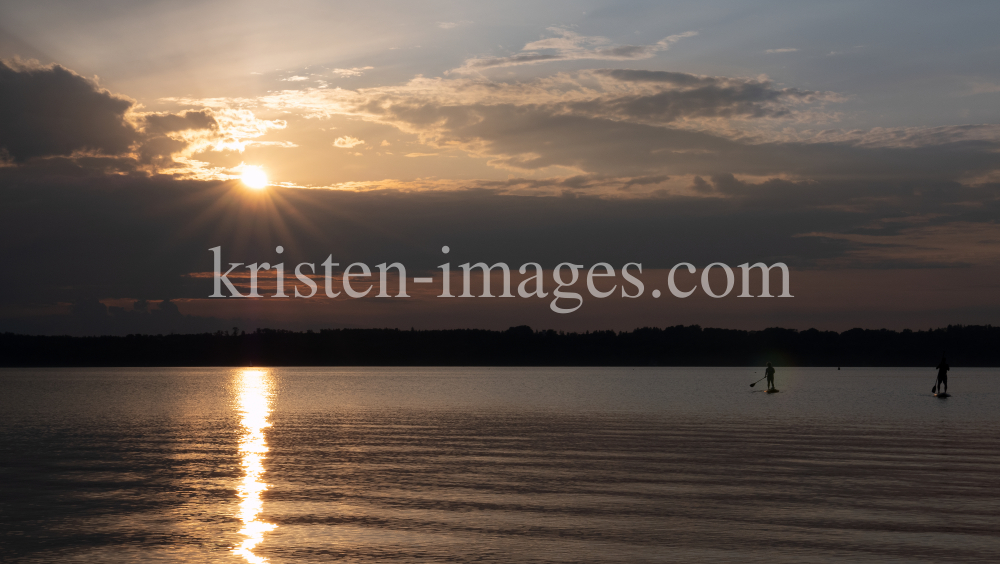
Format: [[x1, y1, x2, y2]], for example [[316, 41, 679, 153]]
[[463, 53, 563, 69], [0, 59, 139, 163], [0, 60, 219, 170], [138, 110, 218, 165], [350, 69, 832, 144], [583, 69, 826, 122], [467, 174, 671, 194], [2, 165, 997, 290], [373, 102, 1000, 180], [620, 175, 669, 192], [1, 165, 998, 334], [143, 110, 217, 135], [691, 176, 713, 194], [592, 69, 723, 87], [572, 84, 817, 123], [331, 71, 994, 181], [136, 135, 188, 165]]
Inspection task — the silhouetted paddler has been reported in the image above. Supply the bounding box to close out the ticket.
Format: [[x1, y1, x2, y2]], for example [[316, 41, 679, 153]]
[[934, 357, 949, 394]]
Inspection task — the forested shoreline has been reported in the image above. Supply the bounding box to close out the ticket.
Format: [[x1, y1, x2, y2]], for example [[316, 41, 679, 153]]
[[1, 325, 998, 367]]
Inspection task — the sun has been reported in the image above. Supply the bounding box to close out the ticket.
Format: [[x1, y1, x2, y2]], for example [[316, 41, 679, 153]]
[[241, 167, 268, 190]]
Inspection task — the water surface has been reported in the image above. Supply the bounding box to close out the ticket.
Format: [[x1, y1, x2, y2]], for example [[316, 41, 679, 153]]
[[2, 367, 999, 562]]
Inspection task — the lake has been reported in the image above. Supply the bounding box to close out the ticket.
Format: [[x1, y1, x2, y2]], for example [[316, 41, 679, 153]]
[[2, 367, 999, 562]]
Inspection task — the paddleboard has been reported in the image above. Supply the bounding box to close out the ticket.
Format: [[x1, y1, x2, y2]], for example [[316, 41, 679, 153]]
[[934, 393, 950, 398], [765, 389, 780, 394]]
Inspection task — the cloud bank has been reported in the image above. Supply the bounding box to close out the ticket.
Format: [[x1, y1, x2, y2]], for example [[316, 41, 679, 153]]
[[2, 58, 999, 336], [0, 59, 292, 180], [0, 59, 138, 163]]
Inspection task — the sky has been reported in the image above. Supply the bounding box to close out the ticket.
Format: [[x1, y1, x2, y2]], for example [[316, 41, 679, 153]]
[[1, 0, 999, 335]]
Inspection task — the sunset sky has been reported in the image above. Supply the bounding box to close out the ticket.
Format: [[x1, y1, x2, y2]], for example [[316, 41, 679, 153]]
[[2, 1, 999, 335]]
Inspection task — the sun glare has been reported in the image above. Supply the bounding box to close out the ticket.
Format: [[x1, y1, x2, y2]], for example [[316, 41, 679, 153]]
[[241, 167, 268, 190]]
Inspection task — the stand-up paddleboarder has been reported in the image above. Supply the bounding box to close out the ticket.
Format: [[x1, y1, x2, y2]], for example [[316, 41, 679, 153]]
[[934, 356, 949, 395], [765, 362, 776, 391]]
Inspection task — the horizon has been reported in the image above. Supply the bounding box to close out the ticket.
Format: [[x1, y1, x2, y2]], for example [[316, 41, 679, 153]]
[[4, 321, 996, 338], [4, 323, 996, 369]]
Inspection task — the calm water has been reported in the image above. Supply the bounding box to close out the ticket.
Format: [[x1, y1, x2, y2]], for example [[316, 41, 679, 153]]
[[2, 367, 999, 563]]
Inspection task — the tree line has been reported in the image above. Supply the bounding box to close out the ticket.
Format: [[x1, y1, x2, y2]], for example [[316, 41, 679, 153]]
[[1, 324, 997, 367]]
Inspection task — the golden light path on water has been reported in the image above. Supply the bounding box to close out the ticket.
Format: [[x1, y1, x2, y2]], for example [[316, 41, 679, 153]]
[[233, 369, 276, 563]]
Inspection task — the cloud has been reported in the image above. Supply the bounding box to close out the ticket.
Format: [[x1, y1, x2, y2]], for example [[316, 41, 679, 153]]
[[7, 60, 1000, 273], [163, 64, 1000, 192], [170, 66, 993, 188], [800, 124, 1000, 148], [249, 69, 836, 134], [576, 69, 831, 123], [332, 66, 374, 78], [0, 59, 288, 181], [800, 222, 1000, 267], [143, 110, 217, 135], [242, 73, 853, 177], [0, 58, 139, 163], [334, 136, 365, 148], [282, 75, 310, 82], [136, 110, 219, 166], [965, 80, 1000, 95], [451, 28, 697, 73], [438, 21, 471, 29], [0, 59, 293, 181], [202, 109, 286, 152], [144, 107, 288, 180], [2, 169, 998, 327], [765, 48, 798, 54]]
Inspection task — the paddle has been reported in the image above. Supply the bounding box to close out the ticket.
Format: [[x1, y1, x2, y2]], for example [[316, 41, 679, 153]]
[[750, 375, 767, 388]]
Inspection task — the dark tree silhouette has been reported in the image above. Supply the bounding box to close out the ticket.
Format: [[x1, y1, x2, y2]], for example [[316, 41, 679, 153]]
[[2, 324, 997, 367]]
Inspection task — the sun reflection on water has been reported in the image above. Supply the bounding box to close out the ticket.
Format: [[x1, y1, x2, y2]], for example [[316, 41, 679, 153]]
[[233, 369, 276, 563]]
